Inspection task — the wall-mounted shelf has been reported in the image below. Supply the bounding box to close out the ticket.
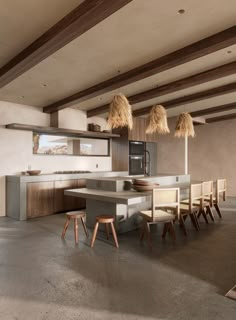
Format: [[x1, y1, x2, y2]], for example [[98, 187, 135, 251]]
[[6, 123, 120, 139]]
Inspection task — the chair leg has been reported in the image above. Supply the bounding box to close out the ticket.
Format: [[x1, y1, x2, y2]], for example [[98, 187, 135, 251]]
[[140, 222, 145, 242], [214, 203, 222, 218], [168, 221, 176, 241], [61, 217, 70, 238], [90, 222, 99, 248], [81, 217, 89, 238], [110, 222, 119, 248], [162, 222, 169, 239], [190, 213, 199, 231], [206, 206, 215, 222], [201, 209, 209, 224], [74, 218, 78, 244], [193, 212, 200, 230], [179, 215, 187, 236], [105, 223, 110, 240], [145, 222, 152, 247]]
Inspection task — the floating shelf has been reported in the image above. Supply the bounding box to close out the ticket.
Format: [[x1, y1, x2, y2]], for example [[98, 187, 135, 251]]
[[6, 123, 120, 139]]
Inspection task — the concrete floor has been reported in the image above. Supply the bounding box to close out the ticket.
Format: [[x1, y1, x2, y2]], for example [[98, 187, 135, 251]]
[[0, 200, 236, 320]]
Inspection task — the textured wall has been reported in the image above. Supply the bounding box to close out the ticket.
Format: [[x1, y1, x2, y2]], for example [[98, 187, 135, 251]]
[[157, 117, 236, 196], [0, 102, 111, 216]]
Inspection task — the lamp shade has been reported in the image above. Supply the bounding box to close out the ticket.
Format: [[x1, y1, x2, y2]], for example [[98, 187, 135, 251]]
[[146, 105, 170, 134], [107, 93, 133, 130], [174, 112, 195, 137]]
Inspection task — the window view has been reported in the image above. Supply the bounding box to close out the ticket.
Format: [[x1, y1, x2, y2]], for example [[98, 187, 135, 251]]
[[33, 133, 109, 156]]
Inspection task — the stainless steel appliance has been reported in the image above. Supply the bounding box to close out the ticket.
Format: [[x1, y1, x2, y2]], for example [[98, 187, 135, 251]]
[[129, 141, 145, 175], [129, 141, 157, 176]]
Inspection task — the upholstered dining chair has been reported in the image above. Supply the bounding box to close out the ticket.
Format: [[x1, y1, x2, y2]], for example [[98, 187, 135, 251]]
[[180, 183, 205, 233], [198, 181, 215, 222], [204, 179, 226, 218], [139, 188, 180, 247]]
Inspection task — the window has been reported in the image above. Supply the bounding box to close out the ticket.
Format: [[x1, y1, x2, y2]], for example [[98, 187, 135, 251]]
[[33, 133, 110, 156]]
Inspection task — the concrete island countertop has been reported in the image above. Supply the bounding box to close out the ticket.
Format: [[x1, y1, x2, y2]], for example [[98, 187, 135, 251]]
[[65, 188, 151, 205]]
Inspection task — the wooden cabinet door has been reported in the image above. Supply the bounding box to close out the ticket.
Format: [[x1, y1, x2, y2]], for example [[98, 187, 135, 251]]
[[54, 179, 86, 213], [27, 182, 54, 218], [128, 118, 146, 141]]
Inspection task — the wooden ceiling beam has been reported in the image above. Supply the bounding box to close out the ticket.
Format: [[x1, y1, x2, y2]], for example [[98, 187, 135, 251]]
[[0, 0, 133, 89], [207, 113, 236, 123], [190, 102, 236, 117], [133, 82, 236, 117], [88, 62, 236, 117], [44, 25, 236, 113]]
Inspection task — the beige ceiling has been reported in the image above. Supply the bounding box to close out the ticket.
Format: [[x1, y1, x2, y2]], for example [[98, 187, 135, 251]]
[[0, 0, 83, 66], [0, 0, 235, 121]]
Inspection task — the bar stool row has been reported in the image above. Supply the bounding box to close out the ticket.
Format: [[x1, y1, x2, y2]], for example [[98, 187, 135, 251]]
[[61, 212, 119, 248]]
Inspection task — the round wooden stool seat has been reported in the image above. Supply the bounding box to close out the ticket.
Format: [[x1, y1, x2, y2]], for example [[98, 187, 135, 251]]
[[62, 211, 88, 244], [96, 215, 114, 223], [90, 215, 119, 248], [66, 211, 85, 219]]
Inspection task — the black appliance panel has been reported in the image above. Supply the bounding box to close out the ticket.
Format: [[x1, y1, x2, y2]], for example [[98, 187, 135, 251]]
[[129, 156, 145, 175], [129, 141, 145, 155]]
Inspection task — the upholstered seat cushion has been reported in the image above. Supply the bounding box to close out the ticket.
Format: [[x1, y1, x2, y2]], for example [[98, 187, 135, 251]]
[[204, 196, 216, 202], [139, 210, 175, 222], [179, 203, 199, 213]]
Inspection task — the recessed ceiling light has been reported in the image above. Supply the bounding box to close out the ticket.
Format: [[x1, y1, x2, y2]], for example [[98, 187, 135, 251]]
[[178, 9, 185, 14]]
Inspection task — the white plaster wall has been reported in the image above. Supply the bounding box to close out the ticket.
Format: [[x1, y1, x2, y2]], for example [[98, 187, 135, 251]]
[[0, 102, 111, 216]]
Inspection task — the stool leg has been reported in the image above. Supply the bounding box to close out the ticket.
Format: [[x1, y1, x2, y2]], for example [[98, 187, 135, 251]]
[[105, 223, 109, 240], [62, 217, 70, 238], [110, 222, 119, 248], [74, 218, 78, 244], [90, 222, 99, 248], [81, 217, 89, 238]]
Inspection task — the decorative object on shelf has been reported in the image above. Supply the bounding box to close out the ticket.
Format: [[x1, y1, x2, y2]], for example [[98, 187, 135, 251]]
[[88, 123, 101, 132], [174, 112, 195, 137], [107, 93, 133, 129], [146, 105, 170, 134], [26, 170, 41, 175]]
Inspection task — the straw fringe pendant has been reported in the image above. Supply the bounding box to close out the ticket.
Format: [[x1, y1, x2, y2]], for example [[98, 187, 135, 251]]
[[107, 93, 133, 130], [175, 112, 195, 137], [146, 105, 170, 134]]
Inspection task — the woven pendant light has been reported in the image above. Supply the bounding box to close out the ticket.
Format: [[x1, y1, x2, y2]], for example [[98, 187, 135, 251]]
[[174, 112, 195, 137], [107, 93, 133, 130], [146, 105, 170, 134]]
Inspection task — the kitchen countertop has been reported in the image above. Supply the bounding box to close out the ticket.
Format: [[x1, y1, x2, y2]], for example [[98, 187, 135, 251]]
[[65, 188, 151, 205], [6, 171, 129, 182]]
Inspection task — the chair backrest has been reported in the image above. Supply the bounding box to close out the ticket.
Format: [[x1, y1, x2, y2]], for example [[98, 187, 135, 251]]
[[190, 183, 203, 210], [216, 179, 226, 203], [203, 181, 213, 206], [152, 188, 180, 221]]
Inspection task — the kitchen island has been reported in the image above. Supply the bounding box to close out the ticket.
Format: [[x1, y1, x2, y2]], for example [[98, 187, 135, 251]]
[[65, 174, 190, 233]]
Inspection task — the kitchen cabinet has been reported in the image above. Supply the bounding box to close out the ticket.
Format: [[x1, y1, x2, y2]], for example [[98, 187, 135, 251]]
[[128, 118, 146, 141], [27, 182, 54, 218], [112, 118, 158, 171], [54, 179, 86, 213]]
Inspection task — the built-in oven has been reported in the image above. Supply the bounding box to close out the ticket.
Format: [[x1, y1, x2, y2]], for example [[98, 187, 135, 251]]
[[129, 141, 145, 175], [129, 141, 145, 155], [129, 155, 145, 175]]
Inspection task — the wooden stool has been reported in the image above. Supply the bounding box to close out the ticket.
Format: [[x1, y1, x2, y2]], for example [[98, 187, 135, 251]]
[[90, 215, 119, 248], [61, 211, 88, 244]]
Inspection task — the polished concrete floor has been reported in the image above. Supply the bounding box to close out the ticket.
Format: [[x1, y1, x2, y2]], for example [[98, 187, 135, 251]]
[[0, 199, 236, 320]]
